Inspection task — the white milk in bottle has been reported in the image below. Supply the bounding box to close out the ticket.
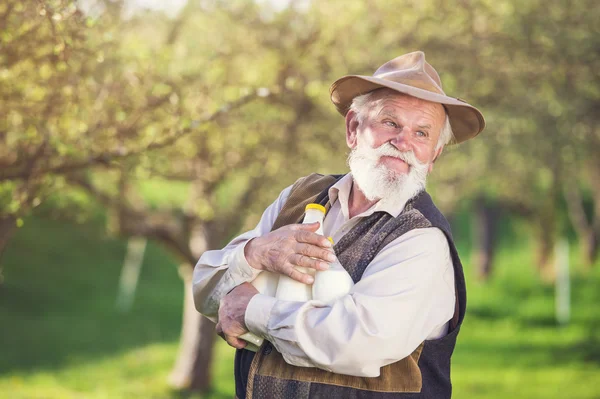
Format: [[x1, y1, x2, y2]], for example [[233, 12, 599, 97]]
[[312, 237, 355, 304], [239, 255, 279, 351], [239, 203, 327, 351], [275, 203, 326, 301], [250, 270, 279, 297]]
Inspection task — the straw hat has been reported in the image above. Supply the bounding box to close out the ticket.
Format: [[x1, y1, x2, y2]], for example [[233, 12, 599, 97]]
[[330, 51, 485, 143]]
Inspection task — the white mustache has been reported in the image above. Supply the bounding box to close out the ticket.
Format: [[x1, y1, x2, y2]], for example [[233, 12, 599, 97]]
[[348, 138, 430, 202], [368, 143, 424, 168]]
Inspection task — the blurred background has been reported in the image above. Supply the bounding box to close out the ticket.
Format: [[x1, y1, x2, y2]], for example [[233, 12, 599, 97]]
[[1, 0, 599, 398]]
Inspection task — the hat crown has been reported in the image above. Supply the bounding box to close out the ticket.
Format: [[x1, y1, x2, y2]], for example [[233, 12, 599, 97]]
[[328, 50, 485, 143], [372, 51, 445, 95]]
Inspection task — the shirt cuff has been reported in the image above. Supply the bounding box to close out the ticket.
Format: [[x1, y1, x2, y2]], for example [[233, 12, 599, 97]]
[[227, 239, 263, 286], [245, 293, 278, 337]]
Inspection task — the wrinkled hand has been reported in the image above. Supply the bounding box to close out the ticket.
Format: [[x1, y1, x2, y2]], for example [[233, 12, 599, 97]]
[[244, 222, 336, 284], [216, 283, 259, 349]]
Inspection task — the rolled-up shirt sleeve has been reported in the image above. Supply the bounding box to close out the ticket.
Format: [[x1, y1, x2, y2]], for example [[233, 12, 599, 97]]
[[192, 184, 293, 322], [245, 227, 456, 377]]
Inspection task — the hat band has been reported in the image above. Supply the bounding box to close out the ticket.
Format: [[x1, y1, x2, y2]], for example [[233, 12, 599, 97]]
[[375, 77, 445, 95]]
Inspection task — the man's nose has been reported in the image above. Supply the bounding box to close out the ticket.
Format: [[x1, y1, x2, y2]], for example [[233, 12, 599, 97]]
[[390, 129, 412, 152]]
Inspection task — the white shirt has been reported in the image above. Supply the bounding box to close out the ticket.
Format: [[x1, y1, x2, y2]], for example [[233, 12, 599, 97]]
[[192, 174, 455, 377]]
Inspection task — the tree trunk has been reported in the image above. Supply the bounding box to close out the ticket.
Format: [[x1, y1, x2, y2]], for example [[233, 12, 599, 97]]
[[535, 209, 556, 282], [0, 215, 17, 257], [471, 196, 498, 281], [581, 231, 598, 268], [168, 263, 217, 393], [589, 163, 600, 267], [190, 309, 218, 391], [563, 180, 598, 268], [536, 164, 562, 281], [168, 222, 226, 393], [0, 215, 17, 286], [536, 229, 554, 280]]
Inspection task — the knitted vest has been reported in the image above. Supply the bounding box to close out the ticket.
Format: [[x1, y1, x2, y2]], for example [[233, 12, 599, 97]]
[[234, 174, 467, 399]]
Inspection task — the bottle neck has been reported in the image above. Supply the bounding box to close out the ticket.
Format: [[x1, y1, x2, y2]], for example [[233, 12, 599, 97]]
[[303, 209, 324, 224], [303, 209, 325, 235]]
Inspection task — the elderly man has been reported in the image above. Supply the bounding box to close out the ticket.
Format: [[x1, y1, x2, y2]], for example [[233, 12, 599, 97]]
[[192, 51, 485, 399]]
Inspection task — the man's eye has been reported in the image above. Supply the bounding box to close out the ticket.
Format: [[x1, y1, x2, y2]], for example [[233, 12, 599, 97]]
[[416, 131, 427, 137], [384, 120, 398, 128]]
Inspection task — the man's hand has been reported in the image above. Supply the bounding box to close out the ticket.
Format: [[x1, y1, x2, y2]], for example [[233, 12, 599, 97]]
[[216, 283, 259, 349], [244, 222, 336, 284]]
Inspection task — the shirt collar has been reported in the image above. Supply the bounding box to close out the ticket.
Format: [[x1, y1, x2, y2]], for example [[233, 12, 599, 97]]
[[327, 173, 414, 219]]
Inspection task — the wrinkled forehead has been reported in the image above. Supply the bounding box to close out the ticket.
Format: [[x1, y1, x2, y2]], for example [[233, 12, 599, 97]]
[[364, 89, 446, 121]]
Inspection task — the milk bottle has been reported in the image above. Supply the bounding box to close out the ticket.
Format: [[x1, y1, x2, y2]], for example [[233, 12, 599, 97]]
[[312, 237, 355, 304], [250, 270, 279, 297], [275, 204, 326, 301], [239, 203, 326, 351]]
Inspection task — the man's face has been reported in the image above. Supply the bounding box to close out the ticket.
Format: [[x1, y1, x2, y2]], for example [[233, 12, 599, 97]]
[[346, 91, 446, 202], [347, 91, 446, 173]]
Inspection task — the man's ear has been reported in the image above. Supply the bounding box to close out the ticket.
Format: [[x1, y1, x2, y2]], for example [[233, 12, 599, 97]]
[[346, 110, 360, 149], [428, 146, 444, 173]]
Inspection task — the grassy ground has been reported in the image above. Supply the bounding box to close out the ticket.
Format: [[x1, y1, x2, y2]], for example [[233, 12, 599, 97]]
[[1, 215, 599, 398]]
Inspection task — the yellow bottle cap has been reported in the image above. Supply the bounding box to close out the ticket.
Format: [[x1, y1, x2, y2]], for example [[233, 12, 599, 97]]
[[305, 203, 326, 214]]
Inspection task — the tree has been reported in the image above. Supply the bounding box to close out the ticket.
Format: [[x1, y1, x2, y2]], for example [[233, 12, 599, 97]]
[[1, 0, 347, 391], [3, 0, 599, 393]]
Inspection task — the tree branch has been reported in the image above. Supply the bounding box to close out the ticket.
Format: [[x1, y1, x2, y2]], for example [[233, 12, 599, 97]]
[[0, 90, 268, 181], [65, 173, 197, 264]]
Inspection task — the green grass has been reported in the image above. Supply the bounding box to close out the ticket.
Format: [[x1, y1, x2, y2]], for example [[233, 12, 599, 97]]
[[0, 216, 236, 398], [1, 215, 600, 398], [453, 237, 600, 398]]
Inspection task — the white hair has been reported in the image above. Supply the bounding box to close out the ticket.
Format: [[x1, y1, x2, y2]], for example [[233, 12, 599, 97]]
[[349, 90, 455, 151], [437, 115, 454, 151]]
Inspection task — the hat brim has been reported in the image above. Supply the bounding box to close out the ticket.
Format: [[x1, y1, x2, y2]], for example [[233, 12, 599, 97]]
[[330, 75, 485, 144]]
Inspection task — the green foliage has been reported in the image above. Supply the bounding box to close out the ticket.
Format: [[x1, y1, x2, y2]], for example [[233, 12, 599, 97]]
[[2, 0, 598, 264], [2, 2, 599, 396], [1, 214, 600, 398]]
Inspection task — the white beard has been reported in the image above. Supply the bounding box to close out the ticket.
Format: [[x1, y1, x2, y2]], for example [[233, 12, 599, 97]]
[[347, 135, 429, 205]]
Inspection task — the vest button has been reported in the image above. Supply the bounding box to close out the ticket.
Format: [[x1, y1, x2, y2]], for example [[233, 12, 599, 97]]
[[264, 344, 272, 355]]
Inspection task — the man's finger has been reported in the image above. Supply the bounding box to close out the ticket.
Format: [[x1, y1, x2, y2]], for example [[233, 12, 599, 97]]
[[295, 229, 332, 248], [285, 263, 314, 284], [295, 243, 336, 264], [289, 252, 330, 271], [216, 323, 226, 340], [225, 334, 247, 349], [289, 222, 321, 232]]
